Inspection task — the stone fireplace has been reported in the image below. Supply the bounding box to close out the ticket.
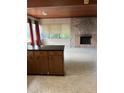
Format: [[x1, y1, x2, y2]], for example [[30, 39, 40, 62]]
[[70, 17, 97, 48]]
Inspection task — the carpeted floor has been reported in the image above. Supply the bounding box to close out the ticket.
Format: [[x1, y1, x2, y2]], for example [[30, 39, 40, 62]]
[[27, 48, 97, 93]]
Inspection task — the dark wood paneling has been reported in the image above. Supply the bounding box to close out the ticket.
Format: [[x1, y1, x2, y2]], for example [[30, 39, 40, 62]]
[[27, 51, 49, 75], [27, 50, 64, 75], [34, 51, 49, 74], [49, 51, 63, 56], [89, 0, 97, 4], [27, 4, 97, 18], [27, 51, 36, 74], [28, 0, 97, 8], [48, 51, 64, 75]]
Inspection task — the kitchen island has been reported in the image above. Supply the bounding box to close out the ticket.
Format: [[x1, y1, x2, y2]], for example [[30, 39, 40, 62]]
[[27, 45, 64, 76]]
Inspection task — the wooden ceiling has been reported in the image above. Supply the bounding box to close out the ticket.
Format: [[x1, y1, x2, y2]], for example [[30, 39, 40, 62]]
[[28, 0, 97, 7], [27, 0, 97, 19]]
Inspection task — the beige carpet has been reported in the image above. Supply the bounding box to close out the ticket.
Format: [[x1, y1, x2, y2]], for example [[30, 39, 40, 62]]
[[27, 48, 97, 93]]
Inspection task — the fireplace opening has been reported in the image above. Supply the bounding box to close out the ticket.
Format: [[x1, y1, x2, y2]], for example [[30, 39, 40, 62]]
[[80, 35, 92, 44]]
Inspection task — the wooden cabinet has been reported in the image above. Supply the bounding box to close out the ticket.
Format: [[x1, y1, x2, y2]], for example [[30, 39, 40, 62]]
[[27, 50, 64, 75], [27, 51, 36, 74], [34, 51, 49, 74], [48, 51, 64, 75]]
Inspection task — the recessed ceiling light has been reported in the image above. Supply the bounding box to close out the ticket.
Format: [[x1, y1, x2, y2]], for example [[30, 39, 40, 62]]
[[42, 11, 47, 16]]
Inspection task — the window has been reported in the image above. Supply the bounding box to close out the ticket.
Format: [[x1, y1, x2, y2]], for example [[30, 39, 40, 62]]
[[27, 23, 32, 49], [42, 24, 70, 39], [50, 24, 61, 39], [27, 23, 37, 44], [60, 24, 70, 39], [42, 24, 50, 38], [27, 23, 31, 43], [32, 23, 36, 44]]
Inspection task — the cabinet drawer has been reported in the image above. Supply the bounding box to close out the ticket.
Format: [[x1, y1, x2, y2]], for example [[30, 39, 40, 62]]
[[48, 51, 63, 55]]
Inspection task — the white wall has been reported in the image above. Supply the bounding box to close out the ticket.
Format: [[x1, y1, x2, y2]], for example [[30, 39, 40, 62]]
[[45, 39, 71, 48]]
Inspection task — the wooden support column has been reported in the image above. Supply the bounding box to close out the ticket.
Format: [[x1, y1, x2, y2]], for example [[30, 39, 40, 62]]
[[34, 20, 41, 47], [28, 19, 34, 47]]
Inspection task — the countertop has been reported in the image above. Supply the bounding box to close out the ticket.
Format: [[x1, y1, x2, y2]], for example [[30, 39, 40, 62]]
[[27, 45, 64, 51]]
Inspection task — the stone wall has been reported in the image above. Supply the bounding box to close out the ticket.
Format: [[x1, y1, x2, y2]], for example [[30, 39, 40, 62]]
[[70, 17, 97, 48]]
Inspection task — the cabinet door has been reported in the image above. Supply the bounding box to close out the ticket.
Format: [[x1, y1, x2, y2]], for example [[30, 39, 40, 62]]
[[34, 51, 49, 74], [48, 51, 64, 75], [27, 51, 36, 74]]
